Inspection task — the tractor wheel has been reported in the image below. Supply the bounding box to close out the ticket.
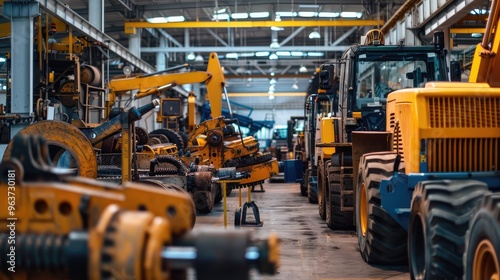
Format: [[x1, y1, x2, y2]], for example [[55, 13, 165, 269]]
[[356, 151, 407, 265], [409, 180, 488, 279], [318, 159, 326, 220], [463, 192, 500, 280], [300, 166, 309, 196], [326, 161, 354, 230], [306, 168, 318, 204], [149, 128, 184, 152]]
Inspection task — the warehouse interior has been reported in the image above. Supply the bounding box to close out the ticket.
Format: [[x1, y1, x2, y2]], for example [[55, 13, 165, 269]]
[[1, 0, 500, 279]]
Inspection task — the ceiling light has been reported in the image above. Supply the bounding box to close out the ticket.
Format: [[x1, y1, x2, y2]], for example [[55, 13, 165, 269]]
[[194, 54, 204, 62], [298, 11, 316, 17], [239, 52, 255, 57], [292, 83, 299, 90], [291, 51, 303, 57], [275, 15, 281, 22], [187, 52, 196, 60], [276, 51, 290, 56], [231, 13, 248, 19], [269, 84, 276, 91], [268, 87, 274, 94], [250, 12, 269, 18], [269, 94, 275, 100], [318, 12, 339, 18], [271, 26, 284, 31], [213, 14, 229, 20], [471, 33, 483, 38], [166, 16, 185, 22], [340, 12, 362, 18], [147, 17, 168, 23], [226, 53, 238, 59], [255, 51, 270, 57], [309, 29, 321, 39], [299, 65, 308, 73], [0, 57, 5, 62], [307, 52, 324, 57], [269, 53, 278, 60], [276, 11, 297, 17], [269, 78, 277, 85], [270, 41, 280, 49]]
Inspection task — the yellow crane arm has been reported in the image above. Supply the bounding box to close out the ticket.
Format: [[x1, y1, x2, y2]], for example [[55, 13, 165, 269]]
[[469, 0, 500, 86], [106, 52, 226, 118]]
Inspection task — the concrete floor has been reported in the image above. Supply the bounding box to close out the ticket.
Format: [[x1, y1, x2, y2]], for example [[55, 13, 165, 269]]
[[193, 181, 411, 280]]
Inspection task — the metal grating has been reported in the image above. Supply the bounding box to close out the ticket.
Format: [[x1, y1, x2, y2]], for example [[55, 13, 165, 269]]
[[389, 112, 404, 158], [427, 138, 500, 172], [428, 97, 500, 128]]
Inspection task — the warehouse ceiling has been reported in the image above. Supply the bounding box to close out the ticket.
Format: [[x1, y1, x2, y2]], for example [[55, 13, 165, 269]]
[[0, 0, 493, 109]]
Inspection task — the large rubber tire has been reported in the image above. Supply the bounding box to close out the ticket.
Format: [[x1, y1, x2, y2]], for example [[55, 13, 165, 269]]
[[409, 180, 489, 280], [463, 192, 500, 280], [149, 129, 184, 152], [307, 167, 318, 204], [318, 158, 326, 220], [356, 151, 407, 265], [300, 166, 309, 196], [326, 161, 354, 230]]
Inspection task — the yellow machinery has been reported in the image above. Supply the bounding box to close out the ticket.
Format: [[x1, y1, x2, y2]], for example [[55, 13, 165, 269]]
[[353, 1, 500, 279], [0, 134, 280, 279]]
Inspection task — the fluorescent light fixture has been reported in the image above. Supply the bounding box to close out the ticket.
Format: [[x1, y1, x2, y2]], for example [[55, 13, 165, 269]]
[[250, 12, 269, 18], [187, 52, 196, 60], [276, 51, 290, 56], [309, 30, 321, 39], [270, 41, 280, 49], [166, 16, 185, 22], [340, 12, 362, 18], [255, 51, 270, 57], [231, 13, 248, 19], [269, 53, 279, 60], [307, 52, 324, 57], [291, 51, 303, 57], [471, 33, 483, 38], [299, 65, 308, 73], [147, 17, 168, 23], [318, 12, 340, 17], [195, 54, 204, 62], [226, 52, 239, 59], [276, 11, 297, 17], [216, 8, 227, 14], [271, 26, 284, 31], [298, 11, 316, 17], [213, 14, 229, 20], [239, 52, 255, 57], [0, 57, 5, 62]]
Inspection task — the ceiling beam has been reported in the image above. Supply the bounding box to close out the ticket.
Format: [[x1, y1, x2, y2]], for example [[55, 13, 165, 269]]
[[141, 45, 349, 53], [124, 19, 385, 34]]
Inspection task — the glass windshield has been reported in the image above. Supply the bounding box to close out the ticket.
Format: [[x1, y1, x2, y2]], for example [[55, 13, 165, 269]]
[[354, 51, 442, 110]]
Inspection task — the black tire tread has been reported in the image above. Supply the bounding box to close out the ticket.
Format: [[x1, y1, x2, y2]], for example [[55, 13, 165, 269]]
[[357, 151, 407, 265], [410, 180, 489, 279]]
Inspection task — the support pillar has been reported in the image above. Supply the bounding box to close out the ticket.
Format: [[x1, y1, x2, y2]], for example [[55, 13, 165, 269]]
[[89, 0, 104, 31], [1, 0, 39, 158]]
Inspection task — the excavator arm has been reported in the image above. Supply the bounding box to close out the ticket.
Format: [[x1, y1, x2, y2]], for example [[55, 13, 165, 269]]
[[106, 52, 226, 119], [469, 0, 500, 86]]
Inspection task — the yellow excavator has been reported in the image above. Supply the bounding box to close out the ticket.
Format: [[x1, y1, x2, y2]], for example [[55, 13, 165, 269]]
[[0, 134, 280, 279]]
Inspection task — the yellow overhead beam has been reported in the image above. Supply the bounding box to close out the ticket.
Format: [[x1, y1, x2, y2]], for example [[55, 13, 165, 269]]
[[124, 19, 385, 34], [450, 27, 485, 34]]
